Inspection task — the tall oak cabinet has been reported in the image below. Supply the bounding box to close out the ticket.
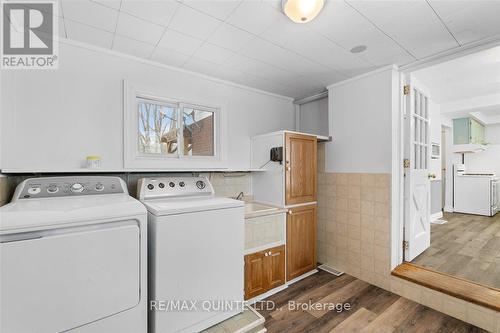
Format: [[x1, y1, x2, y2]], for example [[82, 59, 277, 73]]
[[251, 131, 318, 287]]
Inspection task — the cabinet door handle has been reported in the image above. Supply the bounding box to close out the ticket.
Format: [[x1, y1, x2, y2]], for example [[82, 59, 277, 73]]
[[288, 210, 293, 215]]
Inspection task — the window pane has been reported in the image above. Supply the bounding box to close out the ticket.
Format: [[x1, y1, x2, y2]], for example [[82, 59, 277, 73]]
[[183, 108, 215, 156], [138, 101, 178, 155]]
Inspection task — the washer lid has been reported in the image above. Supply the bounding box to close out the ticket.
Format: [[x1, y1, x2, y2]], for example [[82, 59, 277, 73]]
[[142, 196, 244, 216], [0, 195, 146, 233]]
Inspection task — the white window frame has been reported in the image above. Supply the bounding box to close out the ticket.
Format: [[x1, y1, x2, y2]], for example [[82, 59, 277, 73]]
[[124, 80, 226, 170]]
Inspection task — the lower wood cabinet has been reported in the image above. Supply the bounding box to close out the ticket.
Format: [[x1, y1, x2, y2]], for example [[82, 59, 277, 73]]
[[286, 204, 317, 281], [244, 245, 285, 300]]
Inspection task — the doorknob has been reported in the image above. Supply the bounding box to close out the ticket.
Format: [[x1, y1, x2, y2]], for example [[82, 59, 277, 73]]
[[428, 173, 436, 179]]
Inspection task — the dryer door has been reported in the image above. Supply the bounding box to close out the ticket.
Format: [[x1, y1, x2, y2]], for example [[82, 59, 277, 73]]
[[0, 221, 140, 333]]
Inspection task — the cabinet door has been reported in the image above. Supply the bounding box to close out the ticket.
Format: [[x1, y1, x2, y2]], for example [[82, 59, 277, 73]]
[[453, 118, 470, 144], [266, 245, 286, 290], [286, 204, 317, 281], [470, 118, 485, 144], [285, 132, 317, 205], [244, 251, 267, 300]]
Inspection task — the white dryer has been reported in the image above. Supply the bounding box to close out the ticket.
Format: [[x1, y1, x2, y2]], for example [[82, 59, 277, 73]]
[[138, 176, 244, 333], [0, 176, 147, 333]]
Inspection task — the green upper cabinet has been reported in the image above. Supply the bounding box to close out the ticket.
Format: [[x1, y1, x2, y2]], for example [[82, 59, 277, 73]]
[[453, 117, 485, 145]]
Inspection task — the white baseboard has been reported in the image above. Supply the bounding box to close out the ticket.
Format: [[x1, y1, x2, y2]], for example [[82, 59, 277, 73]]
[[430, 211, 443, 221], [444, 206, 454, 213]]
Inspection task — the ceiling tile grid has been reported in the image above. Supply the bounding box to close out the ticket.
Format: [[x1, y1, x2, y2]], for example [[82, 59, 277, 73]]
[[56, 0, 500, 98]]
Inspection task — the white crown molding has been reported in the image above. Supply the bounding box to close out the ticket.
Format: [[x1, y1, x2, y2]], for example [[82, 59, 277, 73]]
[[56, 37, 295, 102], [326, 65, 398, 90]]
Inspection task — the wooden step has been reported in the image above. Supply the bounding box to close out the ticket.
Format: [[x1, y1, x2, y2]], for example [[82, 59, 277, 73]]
[[392, 262, 500, 312]]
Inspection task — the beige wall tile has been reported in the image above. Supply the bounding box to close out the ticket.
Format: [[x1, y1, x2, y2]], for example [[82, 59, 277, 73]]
[[316, 171, 499, 332]]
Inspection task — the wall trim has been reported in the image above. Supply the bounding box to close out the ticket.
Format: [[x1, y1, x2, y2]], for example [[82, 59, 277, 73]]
[[294, 91, 328, 105], [326, 65, 398, 90], [57, 37, 295, 102]]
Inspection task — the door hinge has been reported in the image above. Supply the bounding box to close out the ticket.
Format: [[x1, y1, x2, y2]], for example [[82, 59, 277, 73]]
[[403, 159, 410, 168], [403, 85, 410, 95], [403, 240, 409, 250]]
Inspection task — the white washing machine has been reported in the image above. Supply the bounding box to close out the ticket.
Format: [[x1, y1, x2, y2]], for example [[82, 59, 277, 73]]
[[138, 176, 244, 333], [0, 176, 147, 333]]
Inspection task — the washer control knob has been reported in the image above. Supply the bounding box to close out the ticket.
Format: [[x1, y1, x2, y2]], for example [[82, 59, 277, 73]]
[[169, 182, 175, 188], [179, 181, 185, 187], [71, 183, 84, 193], [196, 180, 206, 189], [95, 183, 104, 191], [27, 187, 41, 195], [47, 185, 59, 193], [158, 183, 165, 189], [147, 184, 154, 190]]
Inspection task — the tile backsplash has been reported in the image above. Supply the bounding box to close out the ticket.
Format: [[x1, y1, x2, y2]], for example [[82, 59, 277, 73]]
[[0, 171, 252, 206]]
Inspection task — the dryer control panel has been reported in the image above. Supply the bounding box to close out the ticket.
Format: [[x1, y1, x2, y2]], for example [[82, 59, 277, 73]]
[[14, 177, 126, 200], [137, 177, 214, 200]]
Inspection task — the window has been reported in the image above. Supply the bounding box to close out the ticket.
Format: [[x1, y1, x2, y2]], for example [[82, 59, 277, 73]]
[[137, 99, 179, 155], [136, 98, 217, 158], [124, 81, 225, 169]]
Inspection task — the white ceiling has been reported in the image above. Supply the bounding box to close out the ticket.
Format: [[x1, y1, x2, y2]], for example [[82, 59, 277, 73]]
[[52, 0, 500, 98], [414, 45, 500, 124]]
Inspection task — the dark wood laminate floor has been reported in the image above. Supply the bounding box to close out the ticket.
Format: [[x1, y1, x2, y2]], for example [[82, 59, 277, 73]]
[[254, 270, 485, 333], [412, 212, 500, 289]]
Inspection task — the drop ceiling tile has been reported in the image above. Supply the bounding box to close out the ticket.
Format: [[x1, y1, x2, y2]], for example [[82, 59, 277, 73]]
[[64, 19, 114, 48], [116, 12, 164, 45], [262, 15, 372, 75], [347, 0, 459, 59], [182, 57, 220, 77], [61, 0, 119, 32], [429, 0, 500, 45], [112, 35, 155, 58], [120, 0, 179, 26], [192, 43, 235, 65], [238, 37, 329, 76], [90, 0, 122, 10], [307, 1, 414, 66], [169, 5, 221, 40], [222, 54, 300, 83], [151, 46, 190, 67], [158, 29, 204, 56], [226, 0, 283, 35], [182, 0, 242, 20], [207, 23, 255, 52]]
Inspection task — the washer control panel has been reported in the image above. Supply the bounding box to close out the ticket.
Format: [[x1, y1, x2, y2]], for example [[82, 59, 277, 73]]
[[138, 176, 214, 200], [15, 177, 126, 200]]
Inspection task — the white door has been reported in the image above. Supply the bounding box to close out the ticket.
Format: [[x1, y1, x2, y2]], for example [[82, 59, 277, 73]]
[[404, 78, 431, 261]]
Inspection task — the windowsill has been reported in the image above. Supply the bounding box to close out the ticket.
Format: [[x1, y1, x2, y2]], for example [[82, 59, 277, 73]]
[[392, 262, 500, 312]]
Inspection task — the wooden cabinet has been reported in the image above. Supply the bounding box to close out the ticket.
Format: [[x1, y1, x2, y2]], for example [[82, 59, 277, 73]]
[[286, 204, 317, 281], [453, 117, 485, 145], [244, 245, 285, 300], [285, 132, 317, 205]]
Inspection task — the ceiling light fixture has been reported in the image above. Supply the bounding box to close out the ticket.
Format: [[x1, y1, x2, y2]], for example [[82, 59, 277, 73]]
[[282, 0, 325, 23]]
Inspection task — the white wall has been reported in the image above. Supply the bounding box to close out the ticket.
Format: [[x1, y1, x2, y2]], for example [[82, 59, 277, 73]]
[[465, 123, 500, 176], [299, 97, 328, 136], [0, 41, 295, 172], [429, 101, 442, 179], [326, 68, 397, 173]]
